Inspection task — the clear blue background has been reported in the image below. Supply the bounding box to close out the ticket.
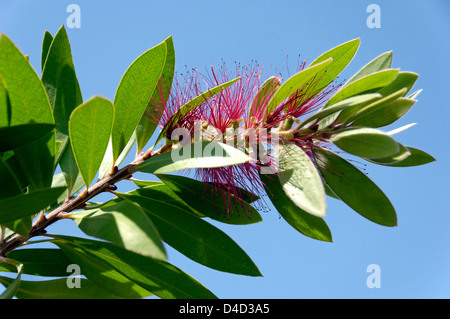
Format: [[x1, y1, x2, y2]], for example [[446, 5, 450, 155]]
[[0, 0, 449, 298]]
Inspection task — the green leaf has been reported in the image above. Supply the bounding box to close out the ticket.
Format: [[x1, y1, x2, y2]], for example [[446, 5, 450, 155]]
[[266, 58, 333, 115], [0, 260, 22, 299], [53, 140, 65, 166], [41, 26, 83, 192], [131, 179, 166, 188], [112, 40, 167, 162], [1, 246, 153, 299], [69, 96, 114, 188], [0, 157, 30, 237], [351, 97, 416, 128], [407, 89, 422, 100], [136, 141, 250, 174], [0, 35, 55, 190], [154, 77, 240, 147], [386, 123, 417, 136], [379, 147, 436, 167], [0, 277, 124, 299], [54, 245, 160, 299], [0, 157, 23, 198], [0, 77, 10, 127], [364, 143, 411, 165], [0, 248, 72, 277], [259, 173, 332, 242], [14, 132, 56, 191], [59, 143, 81, 196], [275, 143, 326, 217], [377, 71, 418, 97], [157, 174, 262, 225], [136, 36, 175, 153], [323, 180, 340, 200], [327, 69, 399, 106], [41, 25, 83, 139], [109, 180, 201, 215], [58, 245, 154, 299], [3, 154, 28, 190], [346, 51, 393, 84], [330, 127, 400, 159], [0, 123, 55, 152], [307, 38, 360, 98], [51, 235, 217, 299], [69, 200, 166, 260], [313, 147, 397, 226], [117, 192, 262, 277], [300, 93, 381, 128], [0, 187, 66, 224], [40, 30, 53, 71], [335, 89, 406, 126], [0, 156, 30, 236]]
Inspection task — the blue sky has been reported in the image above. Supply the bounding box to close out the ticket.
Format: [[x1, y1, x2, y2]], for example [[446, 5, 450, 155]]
[[0, 0, 449, 298]]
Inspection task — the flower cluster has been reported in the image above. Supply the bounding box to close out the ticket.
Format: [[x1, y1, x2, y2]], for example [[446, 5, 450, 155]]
[[147, 59, 341, 215], [142, 38, 433, 226]]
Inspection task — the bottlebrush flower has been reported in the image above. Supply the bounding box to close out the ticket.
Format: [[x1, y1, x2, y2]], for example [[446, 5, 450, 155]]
[[193, 61, 272, 213], [147, 58, 342, 217], [147, 70, 204, 140]]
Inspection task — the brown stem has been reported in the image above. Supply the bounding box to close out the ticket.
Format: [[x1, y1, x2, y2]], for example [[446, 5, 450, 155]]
[[0, 145, 168, 257]]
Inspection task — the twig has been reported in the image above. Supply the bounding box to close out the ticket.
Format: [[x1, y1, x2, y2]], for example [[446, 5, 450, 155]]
[[0, 145, 167, 257]]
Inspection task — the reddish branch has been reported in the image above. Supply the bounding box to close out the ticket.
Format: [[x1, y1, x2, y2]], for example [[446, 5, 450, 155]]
[[0, 149, 160, 257]]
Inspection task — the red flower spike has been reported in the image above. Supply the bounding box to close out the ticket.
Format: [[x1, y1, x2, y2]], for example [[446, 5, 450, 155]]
[[145, 58, 341, 218]]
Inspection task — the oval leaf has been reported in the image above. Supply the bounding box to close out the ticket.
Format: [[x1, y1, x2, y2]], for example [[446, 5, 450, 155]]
[[346, 51, 393, 84], [136, 36, 175, 153], [276, 143, 326, 217], [300, 93, 381, 128], [0, 277, 125, 299], [112, 40, 167, 162], [69, 96, 114, 188], [343, 88, 407, 125], [0, 35, 55, 190], [69, 200, 166, 260], [0, 187, 66, 224], [327, 69, 399, 106], [377, 71, 418, 97], [365, 143, 411, 165], [117, 192, 262, 277], [380, 147, 436, 167], [0, 77, 10, 127], [307, 38, 360, 97], [330, 127, 400, 159], [40, 30, 53, 71], [51, 235, 217, 299], [137, 141, 250, 174], [157, 174, 262, 225], [351, 97, 416, 128], [313, 147, 397, 226], [260, 173, 332, 242], [2, 248, 73, 277], [0, 123, 55, 152], [0, 156, 30, 236], [41, 26, 83, 193], [41, 25, 83, 137]]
